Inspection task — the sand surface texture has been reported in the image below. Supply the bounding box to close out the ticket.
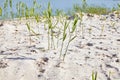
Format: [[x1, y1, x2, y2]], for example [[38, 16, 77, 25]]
[[0, 14, 120, 80]]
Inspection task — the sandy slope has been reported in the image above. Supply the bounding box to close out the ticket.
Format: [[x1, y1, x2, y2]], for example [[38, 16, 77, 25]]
[[0, 13, 120, 80]]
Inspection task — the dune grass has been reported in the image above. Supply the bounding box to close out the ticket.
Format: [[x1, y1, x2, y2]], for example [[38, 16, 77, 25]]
[[92, 71, 97, 80], [0, 1, 119, 80], [1, 0, 119, 20], [60, 20, 70, 59], [0, 0, 119, 60], [63, 17, 78, 60], [0, 7, 2, 16]]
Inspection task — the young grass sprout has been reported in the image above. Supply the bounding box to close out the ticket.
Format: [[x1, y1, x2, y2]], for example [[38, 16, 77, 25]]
[[26, 22, 38, 45], [60, 20, 70, 59], [0, 7, 2, 16], [43, 2, 58, 50], [26, 22, 32, 45], [92, 71, 97, 80], [9, 0, 13, 18], [46, 2, 52, 50], [62, 17, 78, 61]]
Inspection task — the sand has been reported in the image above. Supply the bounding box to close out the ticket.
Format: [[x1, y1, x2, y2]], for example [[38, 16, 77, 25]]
[[0, 13, 120, 80]]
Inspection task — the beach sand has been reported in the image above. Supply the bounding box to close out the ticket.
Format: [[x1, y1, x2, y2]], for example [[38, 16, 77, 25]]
[[0, 13, 120, 80]]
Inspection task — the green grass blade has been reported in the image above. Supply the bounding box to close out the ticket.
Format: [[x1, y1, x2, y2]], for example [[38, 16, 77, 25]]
[[69, 36, 76, 42], [92, 71, 97, 80], [63, 33, 67, 41], [0, 7, 2, 16], [95, 72, 97, 80], [9, 0, 12, 8], [26, 22, 31, 31], [71, 17, 78, 33], [47, 2, 52, 18], [92, 72, 95, 80]]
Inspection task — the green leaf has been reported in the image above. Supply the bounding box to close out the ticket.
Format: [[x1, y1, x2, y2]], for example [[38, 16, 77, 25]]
[[26, 22, 38, 36], [95, 72, 97, 80], [31, 29, 37, 35], [64, 21, 69, 32], [48, 21, 52, 29], [64, 21, 67, 31], [69, 36, 76, 42], [92, 71, 97, 80], [71, 17, 78, 33], [26, 22, 31, 31], [63, 33, 67, 41], [9, 0, 12, 8], [92, 72, 95, 80], [0, 7, 2, 16], [35, 14, 40, 22], [47, 2, 52, 18], [29, 8, 34, 16]]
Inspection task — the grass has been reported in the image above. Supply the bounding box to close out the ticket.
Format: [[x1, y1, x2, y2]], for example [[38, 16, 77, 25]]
[[9, 0, 13, 18], [86, 6, 108, 15], [62, 17, 78, 61], [44, 2, 52, 50], [0, 1, 119, 80], [26, 22, 39, 45], [0, 0, 119, 59], [60, 20, 70, 59], [92, 71, 97, 80], [26, 22, 32, 45], [0, 7, 2, 16], [43, 2, 58, 50], [1, 0, 120, 20]]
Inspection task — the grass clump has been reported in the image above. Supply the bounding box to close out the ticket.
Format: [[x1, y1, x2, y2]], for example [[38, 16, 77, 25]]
[[16, 1, 26, 19], [86, 6, 108, 15], [60, 20, 70, 59], [59, 17, 78, 61], [43, 2, 58, 50], [72, 0, 109, 15], [63, 17, 78, 60]]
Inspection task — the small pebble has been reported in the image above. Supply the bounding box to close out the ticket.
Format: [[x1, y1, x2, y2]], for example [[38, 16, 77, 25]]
[[39, 69, 45, 73], [112, 54, 117, 57], [38, 74, 42, 77], [86, 43, 93, 46], [116, 39, 120, 41], [42, 57, 49, 62], [115, 59, 119, 62], [0, 23, 3, 26]]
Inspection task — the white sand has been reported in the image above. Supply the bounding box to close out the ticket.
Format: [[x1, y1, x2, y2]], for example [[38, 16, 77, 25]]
[[0, 13, 120, 80]]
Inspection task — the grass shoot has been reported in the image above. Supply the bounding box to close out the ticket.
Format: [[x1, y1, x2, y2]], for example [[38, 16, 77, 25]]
[[63, 17, 78, 60], [92, 71, 97, 80], [0, 7, 2, 16]]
